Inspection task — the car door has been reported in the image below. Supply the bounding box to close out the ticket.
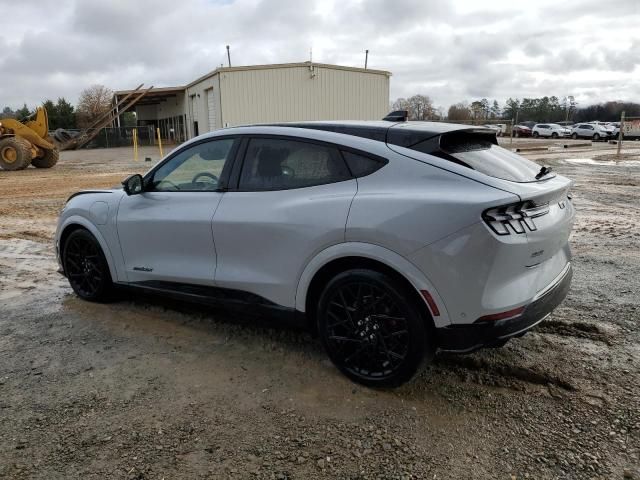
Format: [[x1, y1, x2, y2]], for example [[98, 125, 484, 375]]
[[211, 136, 357, 308], [116, 137, 239, 286]]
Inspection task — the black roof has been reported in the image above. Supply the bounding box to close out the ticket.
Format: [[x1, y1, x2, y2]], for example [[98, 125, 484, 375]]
[[265, 121, 495, 149]]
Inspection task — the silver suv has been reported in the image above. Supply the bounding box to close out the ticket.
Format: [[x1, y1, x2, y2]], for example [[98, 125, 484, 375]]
[[532, 124, 571, 138], [571, 123, 610, 141], [55, 121, 575, 387]]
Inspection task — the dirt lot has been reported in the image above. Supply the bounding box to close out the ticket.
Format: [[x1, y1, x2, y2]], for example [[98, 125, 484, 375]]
[[1, 139, 639, 479]]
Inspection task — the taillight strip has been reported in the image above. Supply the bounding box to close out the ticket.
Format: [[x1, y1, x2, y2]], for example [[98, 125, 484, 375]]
[[483, 201, 549, 235]]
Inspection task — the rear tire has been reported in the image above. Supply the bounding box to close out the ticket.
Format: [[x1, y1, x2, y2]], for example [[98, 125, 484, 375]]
[[0, 136, 32, 171], [571, 133, 578, 139], [533, 131, 539, 138], [551, 132, 558, 139], [63, 229, 113, 302], [593, 133, 600, 141], [31, 148, 59, 168], [317, 269, 433, 388]]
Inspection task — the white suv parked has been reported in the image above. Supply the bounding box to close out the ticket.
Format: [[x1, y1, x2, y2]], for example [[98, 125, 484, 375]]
[[532, 124, 572, 138], [56, 121, 575, 387], [571, 123, 610, 141]]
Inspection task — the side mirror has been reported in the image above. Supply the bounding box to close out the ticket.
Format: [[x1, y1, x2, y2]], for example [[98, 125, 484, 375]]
[[122, 174, 144, 195]]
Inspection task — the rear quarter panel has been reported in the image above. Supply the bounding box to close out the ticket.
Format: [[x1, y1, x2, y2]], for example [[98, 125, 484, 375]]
[[346, 153, 520, 256]]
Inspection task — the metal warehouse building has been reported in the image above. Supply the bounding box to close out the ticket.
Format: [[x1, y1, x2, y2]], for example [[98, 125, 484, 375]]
[[115, 62, 391, 142]]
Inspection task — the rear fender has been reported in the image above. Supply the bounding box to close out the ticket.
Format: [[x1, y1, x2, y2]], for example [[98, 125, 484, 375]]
[[295, 242, 451, 328]]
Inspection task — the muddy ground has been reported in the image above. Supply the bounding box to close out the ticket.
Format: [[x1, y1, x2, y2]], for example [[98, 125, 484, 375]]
[[0, 139, 639, 479]]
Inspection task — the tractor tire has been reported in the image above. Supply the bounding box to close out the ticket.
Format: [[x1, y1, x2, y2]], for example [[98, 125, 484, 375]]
[[31, 148, 59, 168], [0, 136, 32, 171]]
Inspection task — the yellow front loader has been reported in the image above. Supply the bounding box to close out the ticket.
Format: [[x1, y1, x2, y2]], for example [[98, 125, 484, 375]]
[[0, 107, 59, 171]]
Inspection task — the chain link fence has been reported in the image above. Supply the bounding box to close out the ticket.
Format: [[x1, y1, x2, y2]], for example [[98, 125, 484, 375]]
[[52, 126, 156, 149]]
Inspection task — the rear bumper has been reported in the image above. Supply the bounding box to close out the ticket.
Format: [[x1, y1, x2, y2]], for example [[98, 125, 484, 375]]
[[436, 263, 572, 353]]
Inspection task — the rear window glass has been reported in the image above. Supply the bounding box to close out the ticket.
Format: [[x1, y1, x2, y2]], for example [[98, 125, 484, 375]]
[[409, 131, 549, 183]]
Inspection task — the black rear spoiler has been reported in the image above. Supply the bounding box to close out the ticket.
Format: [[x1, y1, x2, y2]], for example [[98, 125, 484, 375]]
[[382, 110, 408, 122]]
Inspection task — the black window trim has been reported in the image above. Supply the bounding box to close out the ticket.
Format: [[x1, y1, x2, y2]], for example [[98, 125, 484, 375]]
[[227, 134, 388, 192], [142, 135, 241, 193]]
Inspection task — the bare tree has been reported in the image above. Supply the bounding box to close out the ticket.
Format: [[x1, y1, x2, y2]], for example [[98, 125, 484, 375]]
[[407, 94, 435, 120], [392, 97, 411, 112], [447, 102, 471, 121], [391, 95, 435, 120], [76, 85, 113, 128]]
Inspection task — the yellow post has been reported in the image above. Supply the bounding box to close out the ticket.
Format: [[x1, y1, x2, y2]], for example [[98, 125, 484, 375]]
[[156, 127, 164, 158], [132, 128, 139, 162]]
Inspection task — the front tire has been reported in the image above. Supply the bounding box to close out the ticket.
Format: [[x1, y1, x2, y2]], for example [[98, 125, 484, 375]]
[[551, 132, 558, 139], [63, 229, 113, 302], [533, 131, 539, 138], [317, 269, 433, 388], [593, 133, 600, 141], [571, 133, 578, 139]]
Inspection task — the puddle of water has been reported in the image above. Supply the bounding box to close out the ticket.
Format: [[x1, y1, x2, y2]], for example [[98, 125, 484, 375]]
[[0, 238, 68, 306], [564, 158, 640, 166]]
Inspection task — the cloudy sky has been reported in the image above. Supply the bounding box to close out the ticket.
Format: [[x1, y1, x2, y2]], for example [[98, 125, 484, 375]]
[[1, 0, 639, 111]]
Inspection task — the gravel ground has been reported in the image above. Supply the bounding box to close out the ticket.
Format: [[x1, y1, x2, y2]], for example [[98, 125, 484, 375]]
[[0, 140, 639, 479]]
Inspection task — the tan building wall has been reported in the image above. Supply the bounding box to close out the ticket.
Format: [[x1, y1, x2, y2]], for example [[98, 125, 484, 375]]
[[184, 62, 390, 139]]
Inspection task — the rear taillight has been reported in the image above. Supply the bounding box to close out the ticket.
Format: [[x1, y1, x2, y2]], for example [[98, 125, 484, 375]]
[[483, 201, 549, 235]]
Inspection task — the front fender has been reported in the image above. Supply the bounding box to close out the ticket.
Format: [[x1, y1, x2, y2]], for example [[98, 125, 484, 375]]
[[56, 215, 118, 282], [295, 242, 451, 328]]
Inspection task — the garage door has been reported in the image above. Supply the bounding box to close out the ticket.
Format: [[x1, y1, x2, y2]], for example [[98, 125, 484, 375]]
[[206, 88, 215, 131]]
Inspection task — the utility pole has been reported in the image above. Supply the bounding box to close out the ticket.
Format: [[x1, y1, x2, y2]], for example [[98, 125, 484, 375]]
[[617, 110, 625, 159], [364, 49, 369, 69], [226, 45, 231, 67]]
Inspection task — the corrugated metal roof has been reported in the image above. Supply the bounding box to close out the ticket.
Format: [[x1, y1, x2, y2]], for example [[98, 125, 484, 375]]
[[186, 62, 391, 88], [114, 86, 185, 96]]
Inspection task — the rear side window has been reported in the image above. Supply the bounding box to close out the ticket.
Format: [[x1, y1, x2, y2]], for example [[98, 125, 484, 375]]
[[239, 138, 351, 190], [341, 151, 386, 177]]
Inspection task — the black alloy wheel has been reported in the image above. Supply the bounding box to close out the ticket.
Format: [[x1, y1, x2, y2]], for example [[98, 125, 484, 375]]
[[63, 229, 112, 301], [317, 269, 431, 388]]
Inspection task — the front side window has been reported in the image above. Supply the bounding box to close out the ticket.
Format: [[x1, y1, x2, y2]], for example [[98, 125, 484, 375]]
[[239, 138, 351, 190], [150, 138, 235, 191]]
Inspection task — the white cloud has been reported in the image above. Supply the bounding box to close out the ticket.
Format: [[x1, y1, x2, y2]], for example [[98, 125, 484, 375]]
[[0, 0, 638, 110]]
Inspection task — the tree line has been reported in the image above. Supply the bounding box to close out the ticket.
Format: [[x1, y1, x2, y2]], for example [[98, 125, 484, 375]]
[[1, 85, 135, 130], [392, 94, 640, 124]]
